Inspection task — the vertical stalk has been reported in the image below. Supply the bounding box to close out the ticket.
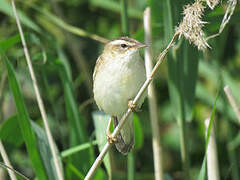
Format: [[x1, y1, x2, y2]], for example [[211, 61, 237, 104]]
[[144, 7, 164, 180], [205, 118, 220, 180], [224, 86, 240, 123], [121, 0, 129, 36], [127, 152, 135, 180], [162, 0, 191, 177], [224, 85, 240, 179], [11, 1, 64, 179], [120, 2, 134, 180]]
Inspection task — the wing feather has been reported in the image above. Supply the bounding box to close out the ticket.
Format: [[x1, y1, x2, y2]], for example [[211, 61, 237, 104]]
[[93, 55, 103, 81]]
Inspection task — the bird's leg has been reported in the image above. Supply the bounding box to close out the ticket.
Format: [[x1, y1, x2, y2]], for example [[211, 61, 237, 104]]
[[106, 116, 117, 144]]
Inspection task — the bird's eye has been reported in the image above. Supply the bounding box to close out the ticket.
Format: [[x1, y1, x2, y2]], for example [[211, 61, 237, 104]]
[[121, 44, 127, 48]]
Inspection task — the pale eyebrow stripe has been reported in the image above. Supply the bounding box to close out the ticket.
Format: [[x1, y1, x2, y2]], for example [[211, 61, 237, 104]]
[[110, 40, 128, 45]]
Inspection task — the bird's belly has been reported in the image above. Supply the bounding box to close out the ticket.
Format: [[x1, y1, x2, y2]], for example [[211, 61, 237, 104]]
[[94, 62, 145, 116]]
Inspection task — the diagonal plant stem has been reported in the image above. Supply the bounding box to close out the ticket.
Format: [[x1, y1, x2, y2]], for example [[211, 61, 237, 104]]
[[144, 7, 164, 180], [0, 141, 17, 180], [206, 0, 237, 41], [11, 0, 64, 179], [84, 31, 178, 180], [19, 0, 108, 44], [224, 85, 240, 123], [37, 6, 108, 44], [0, 162, 29, 180]]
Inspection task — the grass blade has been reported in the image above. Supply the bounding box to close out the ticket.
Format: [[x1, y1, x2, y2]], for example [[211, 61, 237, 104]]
[[0, 0, 41, 33], [57, 61, 87, 142], [10, 1, 64, 178], [198, 89, 219, 180], [92, 111, 112, 179], [56, 50, 93, 175], [66, 163, 85, 179], [132, 114, 144, 150], [0, 115, 60, 180], [0, 34, 21, 51], [26, 5, 107, 43], [0, 115, 23, 146], [31, 121, 60, 180], [89, 0, 142, 19], [61, 141, 98, 158], [162, 0, 199, 178], [2, 51, 48, 180]]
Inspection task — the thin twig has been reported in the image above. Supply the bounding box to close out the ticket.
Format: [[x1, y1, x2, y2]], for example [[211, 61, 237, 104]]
[[0, 141, 17, 180], [11, 1, 64, 180], [206, 0, 237, 41], [0, 162, 29, 180], [79, 98, 95, 112], [144, 7, 164, 180], [205, 118, 220, 180], [224, 85, 240, 123], [84, 31, 178, 180]]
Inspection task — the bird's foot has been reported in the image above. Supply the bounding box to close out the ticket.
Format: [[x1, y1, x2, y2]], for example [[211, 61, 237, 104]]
[[106, 132, 117, 144], [128, 100, 140, 112], [106, 116, 117, 144]]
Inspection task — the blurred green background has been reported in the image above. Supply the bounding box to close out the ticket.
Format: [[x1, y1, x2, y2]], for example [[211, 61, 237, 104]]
[[0, 0, 240, 179]]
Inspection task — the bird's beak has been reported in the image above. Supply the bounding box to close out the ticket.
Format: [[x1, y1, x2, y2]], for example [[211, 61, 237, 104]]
[[136, 43, 148, 49]]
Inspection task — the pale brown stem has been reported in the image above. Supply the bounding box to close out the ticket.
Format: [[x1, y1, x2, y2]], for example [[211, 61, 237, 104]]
[[0, 141, 17, 180], [224, 85, 240, 124], [11, 1, 64, 179], [144, 7, 164, 180], [205, 118, 220, 180]]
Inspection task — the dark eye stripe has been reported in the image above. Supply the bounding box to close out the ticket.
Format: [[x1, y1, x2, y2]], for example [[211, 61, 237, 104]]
[[121, 44, 127, 48]]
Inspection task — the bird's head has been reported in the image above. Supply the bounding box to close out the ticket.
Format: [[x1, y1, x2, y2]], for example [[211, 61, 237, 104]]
[[103, 37, 147, 58]]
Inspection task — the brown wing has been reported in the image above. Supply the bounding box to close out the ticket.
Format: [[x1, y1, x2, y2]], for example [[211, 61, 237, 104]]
[[93, 55, 104, 82]]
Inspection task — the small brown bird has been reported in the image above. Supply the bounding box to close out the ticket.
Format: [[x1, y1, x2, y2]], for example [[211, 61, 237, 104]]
[[93, 37, 147, 154]]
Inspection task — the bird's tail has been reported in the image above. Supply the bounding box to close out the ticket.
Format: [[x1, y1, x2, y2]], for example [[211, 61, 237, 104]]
[[113, 114, 134, 155]]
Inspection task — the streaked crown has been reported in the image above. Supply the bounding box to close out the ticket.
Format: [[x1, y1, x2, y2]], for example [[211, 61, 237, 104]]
[[103, 37, 147, 56]]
